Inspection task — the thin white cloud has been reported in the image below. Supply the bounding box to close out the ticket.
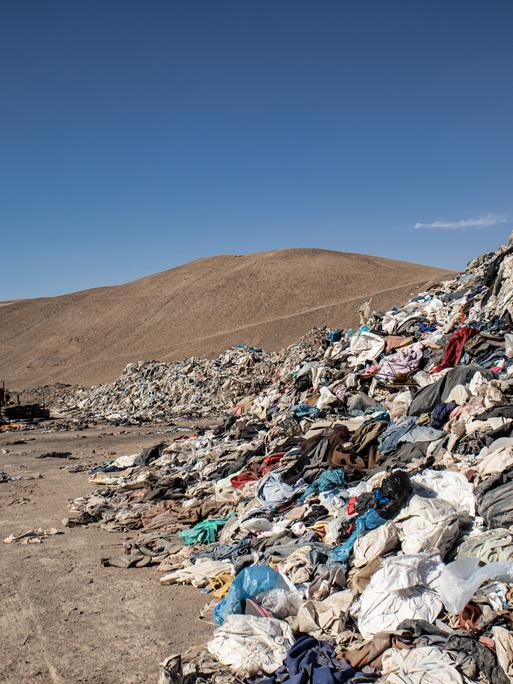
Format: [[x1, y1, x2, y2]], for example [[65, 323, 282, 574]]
[[413, 213, 508, 231]]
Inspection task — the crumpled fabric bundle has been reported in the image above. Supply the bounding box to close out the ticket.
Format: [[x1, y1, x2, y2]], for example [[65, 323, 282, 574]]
[[492, 626, 513, 683], [207, 614, 295, 676], [378, 416, 418, 455], [348, 329, 386, 366], [445, 633, 510, 684], [475, 437, 513, 478], [254, 635, 362, 684], [160, 558, 234, 587], [301, 469, 346, 499], [381, 646, 465, 684], [385, 390, 413, 419], [431, 326, 477, 373], [278, 546, 319, 585], [456, 528, 513, 563], [355, 554, 443, 639], [330, 509, 387, 563], [376, 342, 424, 380], [408, 364, 494, 417], [394, 495, 470, 558], [476, 466, 513, 528], [288, 590, 354, 638], [410, 469, 476, 516], [352, 521, 399, 569], [429, 401, 457, 429], [256, 471, 305, 504], [179, 517, 233, 546]]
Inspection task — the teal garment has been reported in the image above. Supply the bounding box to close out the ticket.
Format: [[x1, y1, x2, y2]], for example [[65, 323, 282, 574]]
[[301, 468, 346, 500], [179, 517, 232, 546]]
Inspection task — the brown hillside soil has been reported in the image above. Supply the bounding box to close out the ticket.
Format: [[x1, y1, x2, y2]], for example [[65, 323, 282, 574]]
[[0, 249, 453, 388]]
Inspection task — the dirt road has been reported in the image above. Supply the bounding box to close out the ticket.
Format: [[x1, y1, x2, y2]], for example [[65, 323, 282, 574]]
[[0, 425, 213, 683]]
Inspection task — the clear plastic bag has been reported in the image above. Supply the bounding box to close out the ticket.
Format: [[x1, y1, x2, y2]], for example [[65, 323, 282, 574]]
[[438, 558, 513, 613], [257, 588, 304, 619]]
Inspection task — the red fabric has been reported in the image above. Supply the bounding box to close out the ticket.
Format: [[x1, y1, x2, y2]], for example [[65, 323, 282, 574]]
[[360, 365, 379, 378], [347, 496, 358, 516], [230, 451, 286, 489], [262, 451, 286, 474], [431, 326, 477, 373], [457, 602, 482, 633], [230, 471, 257, 489]]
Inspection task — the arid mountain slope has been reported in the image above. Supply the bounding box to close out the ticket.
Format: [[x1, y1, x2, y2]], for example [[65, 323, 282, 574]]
[[0, 249, 453, 388]]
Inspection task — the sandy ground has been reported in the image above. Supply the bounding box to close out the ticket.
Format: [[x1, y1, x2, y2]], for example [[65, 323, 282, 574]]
[[0, 424, 214, 684]]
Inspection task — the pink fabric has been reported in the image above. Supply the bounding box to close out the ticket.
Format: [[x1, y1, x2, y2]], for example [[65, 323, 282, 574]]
[[376, 342, 424, 380]]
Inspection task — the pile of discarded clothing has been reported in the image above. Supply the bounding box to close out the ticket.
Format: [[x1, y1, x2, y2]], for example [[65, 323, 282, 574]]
[[67, 237, 513, 683], [63, 330, 329, 424], [65, 345, 282, 423]]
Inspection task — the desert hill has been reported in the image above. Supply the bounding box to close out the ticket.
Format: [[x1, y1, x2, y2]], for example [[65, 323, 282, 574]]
[[0, 249, 453, 388]]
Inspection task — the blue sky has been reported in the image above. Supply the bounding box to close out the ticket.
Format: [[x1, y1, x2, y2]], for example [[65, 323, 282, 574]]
[[1, 1, 512, 299]]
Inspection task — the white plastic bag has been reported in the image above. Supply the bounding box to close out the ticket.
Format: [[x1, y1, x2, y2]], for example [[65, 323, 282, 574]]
[[438, 558, 513, 613]]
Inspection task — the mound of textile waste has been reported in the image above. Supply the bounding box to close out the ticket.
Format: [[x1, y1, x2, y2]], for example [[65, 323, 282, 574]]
[[64, 330, 326, 423], [67, 238, 513, 683]]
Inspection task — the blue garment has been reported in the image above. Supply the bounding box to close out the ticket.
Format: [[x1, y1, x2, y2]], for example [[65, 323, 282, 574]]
[[292, 405, 322, 419], [466, 286, 485, 301], [372, 490, 390, 507], [430, 401, 457, 429], [400, 424, 445, 444], [330, 509, 386, 563], [377, 416, 417, 455], [254, 635, 364, 684], [419, 321, 437, 333], [364, 411, 390, 423], [301, 469, 346, 500], [327, 329, 342, 344]]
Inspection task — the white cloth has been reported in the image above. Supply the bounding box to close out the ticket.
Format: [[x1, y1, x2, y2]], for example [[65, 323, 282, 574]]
[[411, 469, 475, 516], [316, 386, 338, 410], [111, 452, 143, 468], [394, 495, 468, 558], [466, 416, 512, 434], [476, 438, 513, 478], [207, 614, 294, 676], [352, 521, 399, 568], [386, 390, 413, 419], [355, 554, 443, 639], [381, 646, 464, 684], [160, 558, 233, 587], [505, 333, 513, 358], [445, 384, 469, 405], [348, 330, 385, 366]]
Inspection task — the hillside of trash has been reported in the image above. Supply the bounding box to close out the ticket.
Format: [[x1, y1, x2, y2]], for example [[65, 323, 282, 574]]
[[65, 237, 513, 683]]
